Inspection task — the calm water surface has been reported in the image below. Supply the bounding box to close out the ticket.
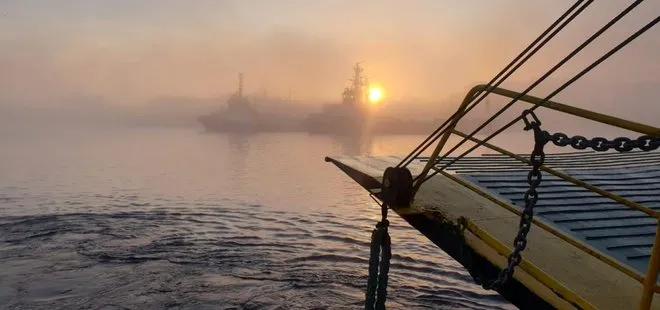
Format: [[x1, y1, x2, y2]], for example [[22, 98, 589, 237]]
[[0, 127, 521, 309]]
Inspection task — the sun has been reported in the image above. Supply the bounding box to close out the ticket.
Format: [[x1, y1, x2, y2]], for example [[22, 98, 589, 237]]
[[368, 87, 383, 104]]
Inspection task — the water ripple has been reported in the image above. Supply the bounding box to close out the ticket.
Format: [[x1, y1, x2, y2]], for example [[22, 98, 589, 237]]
[[0, 207, 512, 309]]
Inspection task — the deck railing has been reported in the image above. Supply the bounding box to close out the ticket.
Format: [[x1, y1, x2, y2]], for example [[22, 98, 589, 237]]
[[388, 1, 658, 307], [415, 84, 659, 309]]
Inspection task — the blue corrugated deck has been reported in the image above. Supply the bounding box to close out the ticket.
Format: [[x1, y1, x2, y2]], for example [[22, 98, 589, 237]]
[[421, 150, 660, 281]]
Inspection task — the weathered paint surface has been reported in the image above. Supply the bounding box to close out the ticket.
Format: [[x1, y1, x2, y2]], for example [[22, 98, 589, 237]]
[[421, 150, 660, 280]]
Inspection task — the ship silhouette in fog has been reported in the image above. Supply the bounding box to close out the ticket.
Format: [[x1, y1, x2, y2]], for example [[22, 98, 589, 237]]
[[304, 62, 443, 136], [199, 63, 450, 136], [303, 62, 373, 135], [198, 73, 299, 133]]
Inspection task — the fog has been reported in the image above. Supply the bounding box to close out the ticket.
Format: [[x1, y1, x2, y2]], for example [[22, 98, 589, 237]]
[[0, 0, 658, 129]]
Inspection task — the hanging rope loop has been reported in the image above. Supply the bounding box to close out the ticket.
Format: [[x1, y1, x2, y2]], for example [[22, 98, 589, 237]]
[[380, 203, 389, 225], [365, 204, 392, 310]]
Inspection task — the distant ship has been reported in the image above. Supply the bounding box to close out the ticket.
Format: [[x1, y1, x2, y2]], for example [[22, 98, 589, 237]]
[[304, 63, 372, 135], [200, 65, 458, 136], [198, 73, 299, 133], [303, 63, 441, 136]]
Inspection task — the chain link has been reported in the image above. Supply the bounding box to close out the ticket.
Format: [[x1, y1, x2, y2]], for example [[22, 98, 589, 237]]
[[545, 132, 660, 152], [483, 110, 547, 291], [479, 114, 658, 290]]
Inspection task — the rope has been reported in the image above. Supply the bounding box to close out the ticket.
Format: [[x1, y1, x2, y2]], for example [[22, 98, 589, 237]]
[[396, 0, 590, 169], [365, 225, 381, 307], [422, 11, 658, 184], [375, 224, 391, 310], [417, 0, 649, 184], [365, 206, 391, 310]]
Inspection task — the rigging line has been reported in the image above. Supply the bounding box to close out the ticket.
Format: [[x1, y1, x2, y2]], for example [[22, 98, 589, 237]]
[[399, 0, 593, 169], [422, 15, 659, 184], [440, 0, 593, 135], [416, 0, 645, 178], [395, 0, 589, 168], [413, 0, 645, 182], [396, 0, 587, 169]]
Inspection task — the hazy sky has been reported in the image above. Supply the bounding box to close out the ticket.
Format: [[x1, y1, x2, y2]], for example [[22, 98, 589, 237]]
[[0, 0, 658, 105]]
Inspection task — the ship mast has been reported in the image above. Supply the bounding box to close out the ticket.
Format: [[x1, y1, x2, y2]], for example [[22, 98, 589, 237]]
[[349, 62, 367, 106], [288, 87, 292, 105], [226, 72, 250, 110], [238, 73, 244, 97]]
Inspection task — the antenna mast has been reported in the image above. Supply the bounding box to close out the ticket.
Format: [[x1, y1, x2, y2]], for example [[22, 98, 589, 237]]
[[288, 87, 292, 105], [238, 73, 244, 97], [351, 62, 367, 105]]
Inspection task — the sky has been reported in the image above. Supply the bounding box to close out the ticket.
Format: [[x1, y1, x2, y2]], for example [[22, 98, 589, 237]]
[[0, 0, 658, 107]]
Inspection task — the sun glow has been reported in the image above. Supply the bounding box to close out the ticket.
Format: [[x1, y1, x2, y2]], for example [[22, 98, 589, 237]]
[[368, 87, 383, 104]]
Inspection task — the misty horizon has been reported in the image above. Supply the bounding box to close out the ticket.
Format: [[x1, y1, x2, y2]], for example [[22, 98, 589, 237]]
[[1, 2, 659, 309], [2, 1, 659, 101], [1, 0, 658, 130]]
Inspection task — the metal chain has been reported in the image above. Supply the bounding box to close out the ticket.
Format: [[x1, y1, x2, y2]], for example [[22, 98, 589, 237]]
[[440, 114, 657, 291], [483, 110, 548, 291], [545, 132, 660, 152], [479, 113, 658, 290]]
